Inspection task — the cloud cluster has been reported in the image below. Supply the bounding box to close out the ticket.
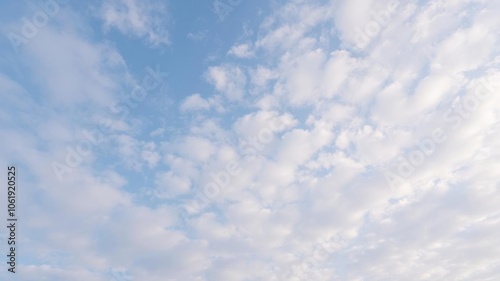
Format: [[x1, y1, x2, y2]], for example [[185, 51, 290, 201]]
[[0, 0, 499, 280]]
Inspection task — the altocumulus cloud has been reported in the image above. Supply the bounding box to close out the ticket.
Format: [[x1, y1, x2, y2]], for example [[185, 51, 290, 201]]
[[0, 0, 499, 280]]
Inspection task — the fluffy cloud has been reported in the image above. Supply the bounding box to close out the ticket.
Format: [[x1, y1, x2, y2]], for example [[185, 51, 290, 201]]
[[227, 43, 254, 58], [180, 93, 218, 112], [205, 64, 247, 101], [1, 0, 499, 280]]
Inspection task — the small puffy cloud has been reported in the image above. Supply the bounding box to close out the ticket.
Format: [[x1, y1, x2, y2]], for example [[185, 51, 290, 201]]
[[250, 66, 277, 87], [154, 171, 191, 198], [180, 93, 211, 112], [233, 110, 297, 139], [142, 142, 161, 169], [228, 43, 254, 58], [205, 65, 247, 101], [100, 0, 170, 47], [162, 135, 216, 163]]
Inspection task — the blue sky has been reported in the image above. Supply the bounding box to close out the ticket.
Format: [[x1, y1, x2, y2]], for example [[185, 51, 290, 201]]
[[0, 0, 500, 280]]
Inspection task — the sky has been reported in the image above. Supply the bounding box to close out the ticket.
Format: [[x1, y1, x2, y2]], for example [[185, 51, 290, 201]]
[[0, 0, 499, 280]]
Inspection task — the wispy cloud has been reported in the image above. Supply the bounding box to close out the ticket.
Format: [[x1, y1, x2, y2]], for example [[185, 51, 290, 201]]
[[100, 0, 170, 47]]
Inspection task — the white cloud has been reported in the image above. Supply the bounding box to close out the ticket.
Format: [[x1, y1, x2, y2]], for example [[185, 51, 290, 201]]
[[154, 171, 191, 198], [23, 28, 128, 108], [227, 43, 254, 58], [180, 93, 211, 112], [205, 64, 247, 101], [181, 136, 216, 162], [141, 143, 161, 168], [2, 0, 500, 280], [100, 0, 170, 47], [250, 66, 276, 87]]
